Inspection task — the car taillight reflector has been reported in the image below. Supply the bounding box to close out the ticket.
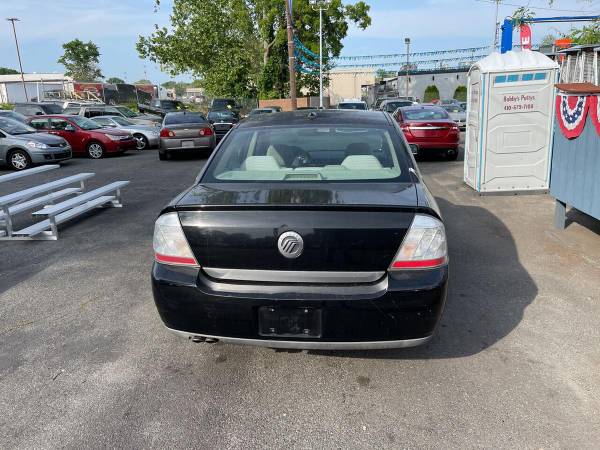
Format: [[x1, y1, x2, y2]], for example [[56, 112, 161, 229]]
[[153, 212, 198, 267], [199, 127, 213, 136], [389, 214, 447, 270], [160, 128, 175, 137]]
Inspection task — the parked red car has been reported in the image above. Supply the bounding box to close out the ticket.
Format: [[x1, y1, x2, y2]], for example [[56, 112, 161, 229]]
[[393, 106, 460, 160], [27, 115, 136, 158]]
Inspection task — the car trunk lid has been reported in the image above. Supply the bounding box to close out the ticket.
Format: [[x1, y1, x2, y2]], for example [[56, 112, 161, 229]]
[[176, 183, 418, 273], [404, 120, 453, 138]]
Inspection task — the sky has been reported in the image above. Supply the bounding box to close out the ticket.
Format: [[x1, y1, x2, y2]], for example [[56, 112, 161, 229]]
[[0, 0, 597, 84]]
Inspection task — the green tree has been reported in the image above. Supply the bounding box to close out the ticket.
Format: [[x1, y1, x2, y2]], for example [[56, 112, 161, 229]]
[[564, 21, 600, 45], [133, 79, 153, 85], [0, 67, 19, 75], [138, 1, 259, 98], [161, 81, 190, 96], [137, 0, 371, 99], [424, 85, 440, 103], [58, 39, 103, 81], [107, 77, 125, 84], [453, 86, 467, 102]]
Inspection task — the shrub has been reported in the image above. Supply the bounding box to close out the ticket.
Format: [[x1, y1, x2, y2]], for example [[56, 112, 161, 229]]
[[454, 86, 467, 102], [423, 85, 440, 103]]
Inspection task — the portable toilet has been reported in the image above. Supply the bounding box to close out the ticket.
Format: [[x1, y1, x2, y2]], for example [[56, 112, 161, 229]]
[[464, 50, 559, 193]]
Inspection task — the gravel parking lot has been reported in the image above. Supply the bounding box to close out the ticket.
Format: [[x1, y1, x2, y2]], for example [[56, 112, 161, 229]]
[[1, 147, 599, 449]]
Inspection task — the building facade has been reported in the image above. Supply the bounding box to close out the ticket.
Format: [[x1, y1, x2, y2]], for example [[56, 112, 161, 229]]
[[0, 73, 72, 103], [326, 68, 376, 106]]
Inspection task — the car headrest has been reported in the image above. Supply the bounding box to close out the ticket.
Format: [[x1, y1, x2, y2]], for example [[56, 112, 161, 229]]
[[243, 155, 281, 171]]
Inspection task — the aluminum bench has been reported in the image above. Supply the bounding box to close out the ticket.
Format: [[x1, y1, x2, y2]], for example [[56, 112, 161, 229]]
[[11, 181, 130, 240], [0, 165, 60, 184]]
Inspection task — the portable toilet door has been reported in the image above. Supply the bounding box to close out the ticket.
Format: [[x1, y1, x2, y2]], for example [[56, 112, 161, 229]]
[[464, 66, 482, 189], [465, 50, 559, 193]]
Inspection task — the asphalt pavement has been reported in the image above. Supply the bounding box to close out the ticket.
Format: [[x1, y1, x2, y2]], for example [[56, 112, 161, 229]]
[[1, 147, 599, 449]]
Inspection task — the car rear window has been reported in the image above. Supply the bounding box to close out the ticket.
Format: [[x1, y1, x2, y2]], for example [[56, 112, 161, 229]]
[[164, 113, 207, 125], [338, 103, 367, 110], [384, 101, 412, 111], [203, 125, 411, 183], [403, 108, 449, 120], [41, 104, 63, 114]]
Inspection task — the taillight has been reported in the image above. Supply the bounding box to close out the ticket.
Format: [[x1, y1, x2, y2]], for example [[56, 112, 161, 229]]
[[401, 124, 411, 132], [199, 127, 213, 137], [389, 214, 447, 270], [153, 212, 198, 267], [160, 128, 175, 138]]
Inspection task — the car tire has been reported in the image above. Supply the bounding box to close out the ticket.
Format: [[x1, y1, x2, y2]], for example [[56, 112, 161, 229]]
[[8, 149, 32, 171], [86, 141, 106, 159], [158, 151, 170, 161], [133, 133, 149, 150], [446, 149, 459, 161]]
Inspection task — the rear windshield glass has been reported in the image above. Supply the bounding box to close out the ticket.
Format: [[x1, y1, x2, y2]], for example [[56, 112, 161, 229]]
[[212, 99, 236, 109], [403, 108, 449, 120], [208, 111, 237, 121], [383, 101, 412, 111], [160, 100, 183, 110], [164, 113, 207, 125], [338, 103, 367, 110], [203, 126, 410, 183], [41, 104, 63, 114], [441, 105, 464, 113]]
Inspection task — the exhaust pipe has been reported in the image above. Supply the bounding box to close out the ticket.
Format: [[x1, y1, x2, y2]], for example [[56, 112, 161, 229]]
[[190, 335, 219, 344]]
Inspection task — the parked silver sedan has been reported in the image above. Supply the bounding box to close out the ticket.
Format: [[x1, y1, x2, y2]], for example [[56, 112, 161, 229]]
[[441, 104, 467, 131], [158, 112, 216, 161], [91, 115, 160, 150], [0, 117, 71, 170]]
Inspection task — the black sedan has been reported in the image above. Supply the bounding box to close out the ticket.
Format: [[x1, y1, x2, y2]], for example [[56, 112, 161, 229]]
[[207, 110, 238, 141], [151, 110, 448, 350]]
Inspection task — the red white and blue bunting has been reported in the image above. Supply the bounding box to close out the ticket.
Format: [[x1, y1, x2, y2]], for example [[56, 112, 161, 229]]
[[556, 94, 590, 139], [590, 95, 600, 137]]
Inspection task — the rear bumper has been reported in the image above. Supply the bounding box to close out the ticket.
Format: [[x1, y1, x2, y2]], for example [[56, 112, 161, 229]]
[[151, 263, 448, 349], [160, 136, 215, 151]]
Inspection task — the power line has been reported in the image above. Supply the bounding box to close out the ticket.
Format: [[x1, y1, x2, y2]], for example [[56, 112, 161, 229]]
[[475, 0, 599, 14]]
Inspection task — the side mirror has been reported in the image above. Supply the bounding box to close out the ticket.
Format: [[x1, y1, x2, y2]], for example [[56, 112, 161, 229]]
[[35, 111, 43, 115]]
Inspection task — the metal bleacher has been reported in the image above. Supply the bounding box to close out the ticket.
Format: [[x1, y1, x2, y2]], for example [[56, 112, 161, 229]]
[[0, 165, 129, 240]]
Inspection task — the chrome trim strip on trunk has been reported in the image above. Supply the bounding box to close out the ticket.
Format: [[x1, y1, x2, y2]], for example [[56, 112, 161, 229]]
[[167, 327, 432, 350], [408, 126, 448, 130], [203, 267, 385, 283]]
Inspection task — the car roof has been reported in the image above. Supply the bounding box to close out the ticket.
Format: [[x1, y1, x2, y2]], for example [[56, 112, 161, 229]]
[[27, 114, 78, 119], [238, 110, 392, 129], [165, 111, 203, 116], [400, 105, 445, 111]]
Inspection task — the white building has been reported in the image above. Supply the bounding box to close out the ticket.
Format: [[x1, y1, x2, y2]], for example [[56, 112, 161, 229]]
[[0, 73, 72, 103], [326, 68, 376, 106]]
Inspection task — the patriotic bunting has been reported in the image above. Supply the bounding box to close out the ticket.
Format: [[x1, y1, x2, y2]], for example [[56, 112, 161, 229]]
[[556, 94, 590, 139], [590, 95, 600, 137]]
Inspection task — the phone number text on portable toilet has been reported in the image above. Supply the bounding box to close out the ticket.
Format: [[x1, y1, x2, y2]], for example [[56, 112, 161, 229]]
[[503, 94, 536, 111]]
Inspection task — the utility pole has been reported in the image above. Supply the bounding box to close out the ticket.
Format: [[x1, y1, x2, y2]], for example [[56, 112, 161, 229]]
[[493, 0, 501, 50], [285, 0, 297, 110], [405, 38, 410, 99], [6, 18, 28, 102], [310, 0, 331, 109]]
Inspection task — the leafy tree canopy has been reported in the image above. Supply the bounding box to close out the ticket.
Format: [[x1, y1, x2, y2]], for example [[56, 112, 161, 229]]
[[424, 85, 440, 103], [133, 79, 153, 85], [107, 77, 125, 84], [58, 39, 103, 82], [137, 0, 371, 99], [0, 67, 19, 75]]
